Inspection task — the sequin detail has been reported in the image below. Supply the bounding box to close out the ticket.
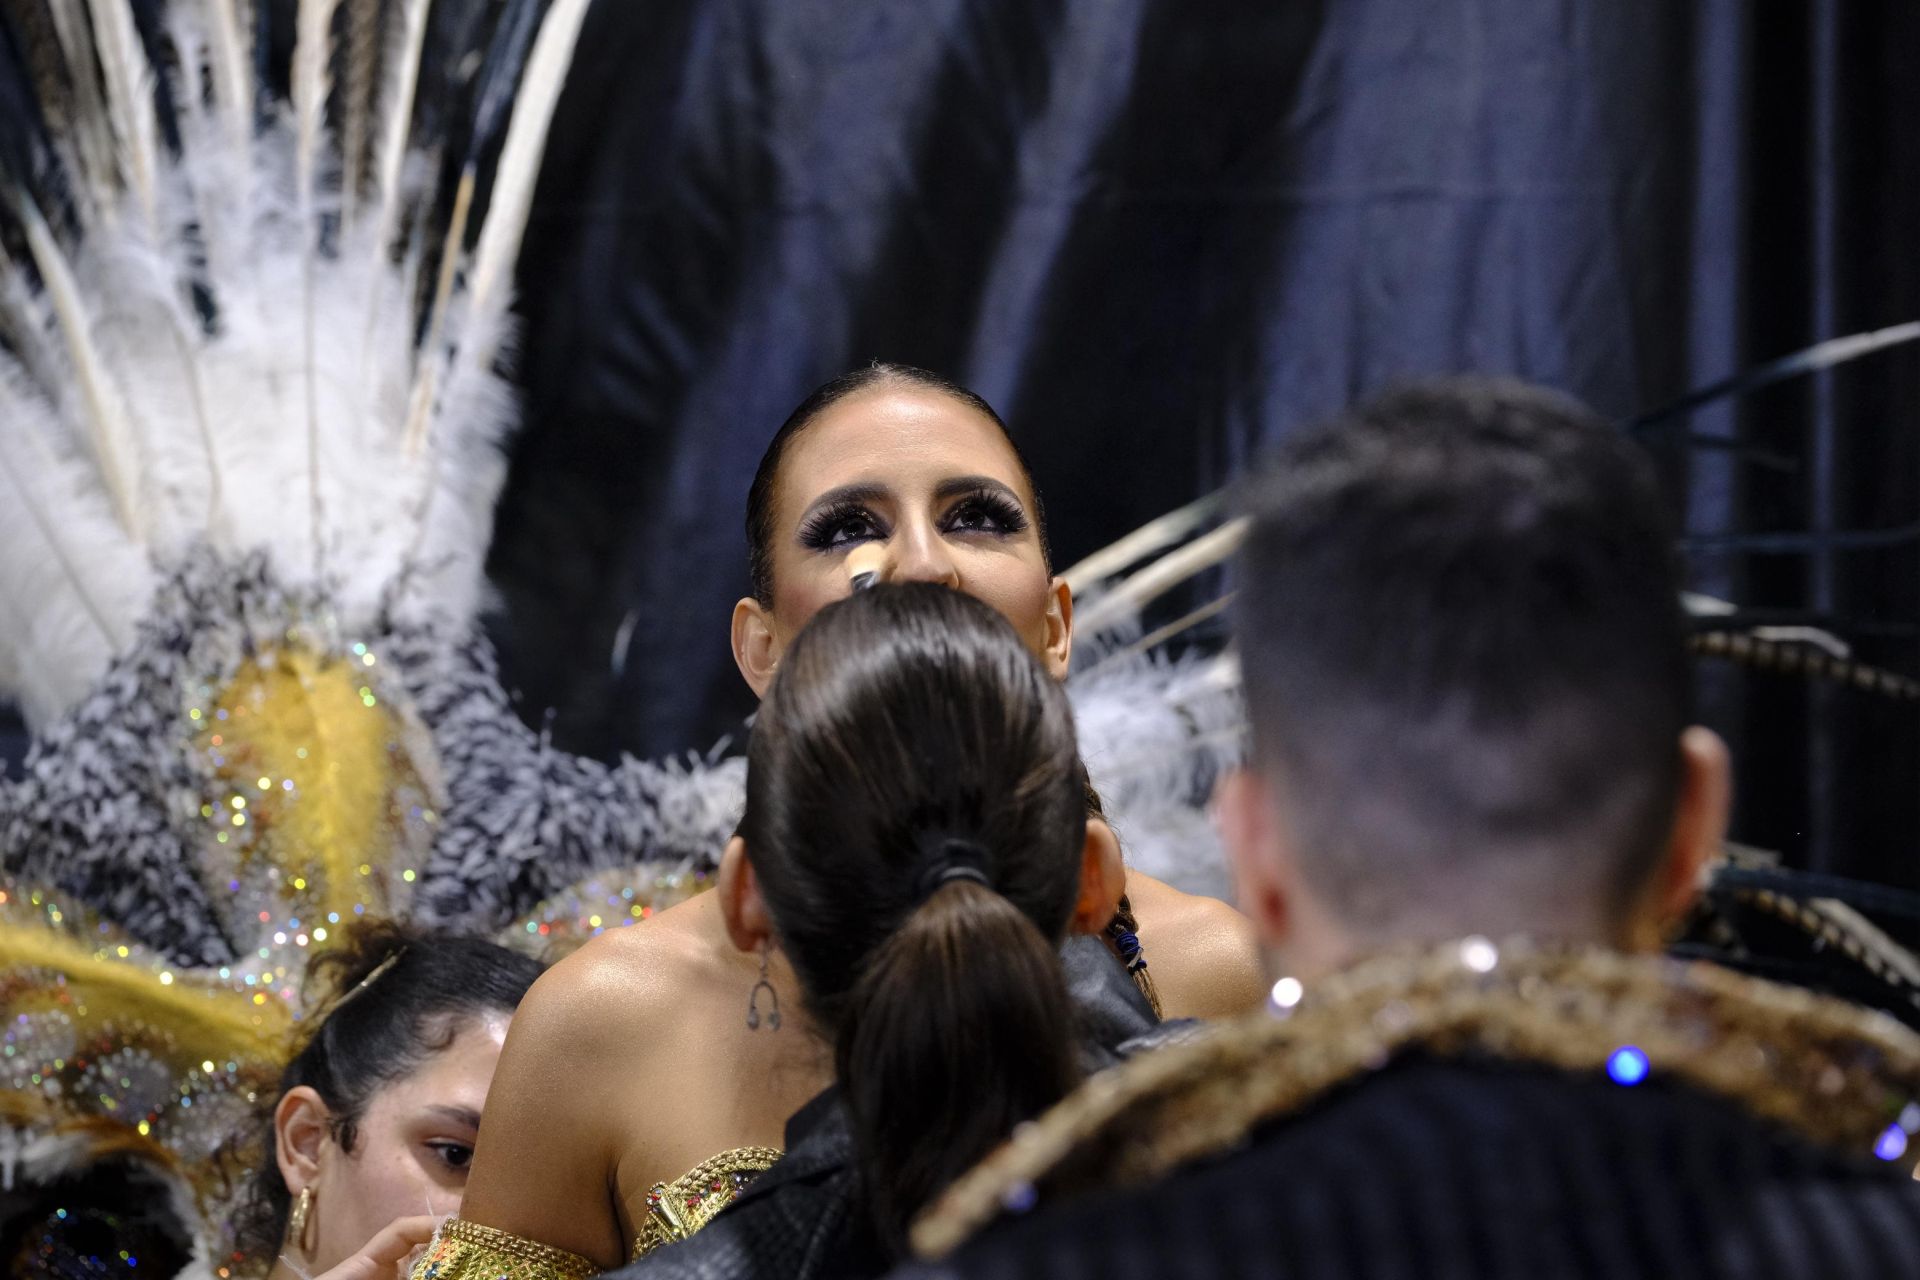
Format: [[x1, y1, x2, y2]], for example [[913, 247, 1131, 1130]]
[[632, 1146, 784, 1258]]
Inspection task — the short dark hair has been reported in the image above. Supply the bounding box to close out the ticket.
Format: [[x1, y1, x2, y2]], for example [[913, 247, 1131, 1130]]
[[741, 583, 1086, 1255], [233, 921, 544, 1257], [1234, 378, 1689, 933], [744, 363, 1052, 606]]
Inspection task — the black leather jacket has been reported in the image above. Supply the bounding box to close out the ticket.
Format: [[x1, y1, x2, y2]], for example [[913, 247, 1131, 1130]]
[[608, 934, 1168, 1280]]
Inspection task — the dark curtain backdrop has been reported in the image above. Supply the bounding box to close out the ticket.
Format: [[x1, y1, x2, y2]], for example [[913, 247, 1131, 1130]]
[[5, 2, 1917, 885], [485, 0, 1920, 884]]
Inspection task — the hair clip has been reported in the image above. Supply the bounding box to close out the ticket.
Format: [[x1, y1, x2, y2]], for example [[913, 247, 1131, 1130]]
[[308, 946, 406, 1028]]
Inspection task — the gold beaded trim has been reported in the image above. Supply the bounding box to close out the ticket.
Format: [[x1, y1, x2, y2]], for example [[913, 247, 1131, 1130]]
[[912, 938, 1920, 1259], [413, 1217, 599, 1280], [631, 1145, 785, 1259]]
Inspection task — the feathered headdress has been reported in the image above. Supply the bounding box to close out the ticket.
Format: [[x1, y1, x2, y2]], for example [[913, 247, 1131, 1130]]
[[0, 0, 623, 1267]]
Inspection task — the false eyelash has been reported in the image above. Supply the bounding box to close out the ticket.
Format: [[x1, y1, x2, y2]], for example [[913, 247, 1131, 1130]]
[[797, 500, 886, 551], [944, 489, 1030, 535]]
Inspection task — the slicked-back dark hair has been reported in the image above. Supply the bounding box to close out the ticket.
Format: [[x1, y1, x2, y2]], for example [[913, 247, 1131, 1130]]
[[233, 920, 544, 1258], [744, 363, 1052, 605], [742, 583, 1086, 1256], [1234, 378, 1689, 933]]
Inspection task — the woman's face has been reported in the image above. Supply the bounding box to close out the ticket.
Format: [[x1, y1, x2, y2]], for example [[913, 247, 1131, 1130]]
[[734, 384, 1072, 695], [300, 1014, 508, 1272]]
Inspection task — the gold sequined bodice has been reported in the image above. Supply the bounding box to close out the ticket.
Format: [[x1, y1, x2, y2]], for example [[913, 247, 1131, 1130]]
[[632, 1145, 785, 1257], [412, 1146, 783, 1279]]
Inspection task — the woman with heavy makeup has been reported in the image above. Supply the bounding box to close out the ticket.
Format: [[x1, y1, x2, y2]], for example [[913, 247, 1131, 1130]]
[[235, 922, 543, 1280], [427, 365, 1264, 1275]]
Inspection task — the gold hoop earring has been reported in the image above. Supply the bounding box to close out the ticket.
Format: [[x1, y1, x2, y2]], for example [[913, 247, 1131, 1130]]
[[288, 1186, 315, 1251]]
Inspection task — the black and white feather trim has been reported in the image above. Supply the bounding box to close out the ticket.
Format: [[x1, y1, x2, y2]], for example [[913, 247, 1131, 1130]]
[[391, 623, 744, 929], [0, 545, 750, 959]]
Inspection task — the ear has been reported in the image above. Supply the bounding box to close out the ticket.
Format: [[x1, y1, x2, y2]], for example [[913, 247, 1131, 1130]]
[[1631, 726, 1732, 948], [273, 1085, 331, 1193], [731, 597, 782, 699], [1040, 578, 1073, 681], [1067, 817, 1125, 934], [1214, 767, 1290, 949], [717, 834, 776, 954]]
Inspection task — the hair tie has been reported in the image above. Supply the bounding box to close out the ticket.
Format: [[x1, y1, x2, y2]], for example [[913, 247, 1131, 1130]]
[[913, 836, 993, 905]]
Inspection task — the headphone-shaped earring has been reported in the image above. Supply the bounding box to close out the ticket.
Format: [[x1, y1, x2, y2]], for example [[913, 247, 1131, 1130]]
[[746, 941, 782, 1031]]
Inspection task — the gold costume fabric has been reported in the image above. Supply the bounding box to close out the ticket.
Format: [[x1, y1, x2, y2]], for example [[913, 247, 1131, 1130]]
[[415, 1146, 783, 1278], [415, 1219, 598, 1280], [632, 1145, 785, 1258]]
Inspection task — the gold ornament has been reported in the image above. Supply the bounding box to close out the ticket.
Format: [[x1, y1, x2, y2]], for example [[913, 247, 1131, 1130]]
[[289, 1185, 315, 1251], [191, 645, 439, 930]]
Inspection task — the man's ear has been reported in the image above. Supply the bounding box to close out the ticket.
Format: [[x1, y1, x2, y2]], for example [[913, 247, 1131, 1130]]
[[273, 1085, 331, 1192], [1067, 817, 1125, 934], [1041, 578, 1073, 682], [731, 598, 781, 699], [1631, 726, 1732, 949], [1215, 767, 1290, 949], [718, 835, 776, 955]]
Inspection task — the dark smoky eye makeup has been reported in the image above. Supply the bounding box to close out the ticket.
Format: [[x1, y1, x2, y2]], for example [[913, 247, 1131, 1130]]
[[942, 488, 1030, 536], [796, 499, 887, 552]]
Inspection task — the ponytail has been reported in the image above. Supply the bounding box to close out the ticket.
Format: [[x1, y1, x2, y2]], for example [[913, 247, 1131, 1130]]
[[837, 879, 1080, 1255], [740, 583, 1097, 1258]]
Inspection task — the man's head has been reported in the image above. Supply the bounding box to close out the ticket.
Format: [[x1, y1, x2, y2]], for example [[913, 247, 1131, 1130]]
[[1217, 379, 1730, 976]]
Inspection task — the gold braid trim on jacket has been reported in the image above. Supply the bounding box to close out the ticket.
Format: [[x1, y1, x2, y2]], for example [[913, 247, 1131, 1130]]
[[911, 937, 1920, 1259]]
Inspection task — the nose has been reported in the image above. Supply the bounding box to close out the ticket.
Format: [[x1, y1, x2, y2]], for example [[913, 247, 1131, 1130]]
[[893, 519, 961, 588]]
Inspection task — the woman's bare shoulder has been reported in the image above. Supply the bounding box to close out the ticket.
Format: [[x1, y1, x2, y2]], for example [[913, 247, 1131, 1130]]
[[526, 894, 727, 1029], [458, 895, 730, 1266], [1123, 871, 1267, 1019]]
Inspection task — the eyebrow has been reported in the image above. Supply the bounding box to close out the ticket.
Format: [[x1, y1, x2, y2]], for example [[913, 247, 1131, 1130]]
[[934, 475, 1025, 508], [796, 482, 891, 530], [425, 1104, 483, 1130]]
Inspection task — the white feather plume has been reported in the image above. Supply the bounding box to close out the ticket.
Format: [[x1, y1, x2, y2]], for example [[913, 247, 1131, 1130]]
[[1070, 642, 1246, 900], [434, 0, 592, 427], [12, 194, 146, 538], [42, 0, 119, 221], [400, 0, 594, 605], [202, 0, 255, 159], [458, 0, 590, 337], [293, 0, 344, 573], [82, 0, 162, 229], [0, 2, 528, 730], [365, 0, 433, 261], [290, 0, 342, 221], [0, 371, 153, 725]]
